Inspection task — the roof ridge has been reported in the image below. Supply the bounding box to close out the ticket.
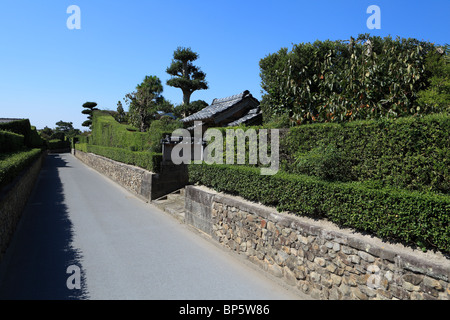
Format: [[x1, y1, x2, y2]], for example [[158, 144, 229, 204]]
[[211, 90, 249, 105]]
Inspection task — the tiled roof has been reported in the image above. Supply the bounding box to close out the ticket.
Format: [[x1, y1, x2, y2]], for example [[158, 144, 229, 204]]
[[227, 108, 262, 127], [0, 118, 23, 124], [181, 90, 257, 123]]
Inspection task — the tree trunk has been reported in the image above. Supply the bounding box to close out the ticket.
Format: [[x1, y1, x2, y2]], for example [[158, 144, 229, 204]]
[[182, 89, 192, 106]]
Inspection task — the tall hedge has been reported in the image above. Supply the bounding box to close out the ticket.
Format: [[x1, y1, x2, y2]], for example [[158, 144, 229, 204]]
[[0, 131, 25, 153], [89, 111, 182, 153], [260, 34, 443, 125], [280, 113, 449, 194], [90, 111, 150, 151], [0, 119, 44, 148]]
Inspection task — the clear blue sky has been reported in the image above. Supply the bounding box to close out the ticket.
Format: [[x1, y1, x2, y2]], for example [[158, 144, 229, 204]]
[[0, 0, 448, 130]]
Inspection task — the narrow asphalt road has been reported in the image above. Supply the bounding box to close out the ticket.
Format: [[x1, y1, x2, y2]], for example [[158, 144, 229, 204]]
[[0, 153, 307, 300]]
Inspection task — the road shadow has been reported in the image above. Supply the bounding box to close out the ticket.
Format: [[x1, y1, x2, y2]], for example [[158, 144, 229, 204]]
[[0, 154, 88, 300]]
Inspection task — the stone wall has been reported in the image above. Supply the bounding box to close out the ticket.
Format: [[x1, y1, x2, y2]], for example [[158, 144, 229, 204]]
[[74, 149, 153, 201], [73, 150, 188, 201], [185, 185, 450, 300], [0, 152, 46, 262]]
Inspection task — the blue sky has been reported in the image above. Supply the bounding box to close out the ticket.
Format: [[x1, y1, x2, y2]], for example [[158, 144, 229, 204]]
[[0, 0, 449, 130]]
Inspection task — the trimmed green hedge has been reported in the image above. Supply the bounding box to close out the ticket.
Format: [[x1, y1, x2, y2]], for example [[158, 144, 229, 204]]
[[0, 119, 44, 148], [188, 163, 450, 253], [0, 131, 25, 153], [75, 142, 88, 153], [281, 113, 449, 194], [75, 143, 162, 173], [47, 139, 71, 150], [89, 111, 182, 153], [0, 148, 42, 189], [91, 111, 150, 151], [0, 119, 31, 138]]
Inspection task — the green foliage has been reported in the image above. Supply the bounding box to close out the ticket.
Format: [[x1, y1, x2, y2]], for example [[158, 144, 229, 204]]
[[82, 102, 99, 128], [294, 142, 353, 182], [0, 131, 25, 153], [147, 118, 183, 153], [76, 144, 162, 173], [29, 126, 45, 148], [39, 126, 54, 140], [188, 163, 450, 253], [166, 47, 208, 105], [75, 111, 179, 172], [54, 121, 81, 139], [89, 110, 181, 154], [0, 149, 42, 189], [74, 142, 88, 153], [0, 119, 44, 148], [417, 45, 450, 113], [206, 126, 279, 167], [125, 75, 172, 132], [263, 113, 291, 128], [281, 114, 449, 194], [174, 100, 208, 118], [47, 139, 71, 150], [90, 111, 151, 151], [260, 34, 439, 125], [114, 101, 128, 123], [0, 119, 31, 137]]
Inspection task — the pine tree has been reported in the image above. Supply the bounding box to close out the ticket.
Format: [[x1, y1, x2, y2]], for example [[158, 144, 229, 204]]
[[166, 47, 208, 105], [125, 75, 170, 132], [81, 102, 98, 128]]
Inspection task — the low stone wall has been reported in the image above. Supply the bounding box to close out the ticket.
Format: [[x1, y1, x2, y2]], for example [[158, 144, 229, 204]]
[[74, 149, 153, 201], [73, 150, 188, 201], [185, 185, 450, 300], [0, 152, 46, 262]]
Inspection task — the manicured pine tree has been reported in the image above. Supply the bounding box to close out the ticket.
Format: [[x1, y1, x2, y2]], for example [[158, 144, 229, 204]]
[[81, 102, 98, 128], [166, 47, 208, 106]]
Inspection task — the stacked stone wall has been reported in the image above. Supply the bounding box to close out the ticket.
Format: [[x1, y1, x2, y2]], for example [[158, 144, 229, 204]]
[[185, 185, 450, 300]]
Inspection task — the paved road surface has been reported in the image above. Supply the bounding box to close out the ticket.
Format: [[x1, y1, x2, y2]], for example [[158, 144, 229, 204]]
[[0, 153, 307, 300]]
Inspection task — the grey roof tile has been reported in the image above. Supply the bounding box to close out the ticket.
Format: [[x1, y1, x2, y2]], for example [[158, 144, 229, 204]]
[[181, 90, 257, 123], [227, 108, 262, 127], [0, 118, 23, 124]]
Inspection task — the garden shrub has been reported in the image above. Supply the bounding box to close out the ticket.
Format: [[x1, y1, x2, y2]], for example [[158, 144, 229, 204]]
[[260, 34, 443, 125]]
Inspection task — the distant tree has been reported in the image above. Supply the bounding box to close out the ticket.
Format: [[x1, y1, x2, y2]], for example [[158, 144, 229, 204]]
[[166, 47, 208, 105], [54, 121, 81, 139], [39, 126, 54, 140], [174, 100, 208, 118], [124, 75, 172, 132], [114, 101, 128, 123], [82, 102, 98, 128]]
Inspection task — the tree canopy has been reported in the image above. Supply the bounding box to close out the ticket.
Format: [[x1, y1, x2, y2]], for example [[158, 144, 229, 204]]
[[124, 75, 173, 132], [81, 102, 98, 128], [166, 47, 208, 105], [174, 100, 208, 118]]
